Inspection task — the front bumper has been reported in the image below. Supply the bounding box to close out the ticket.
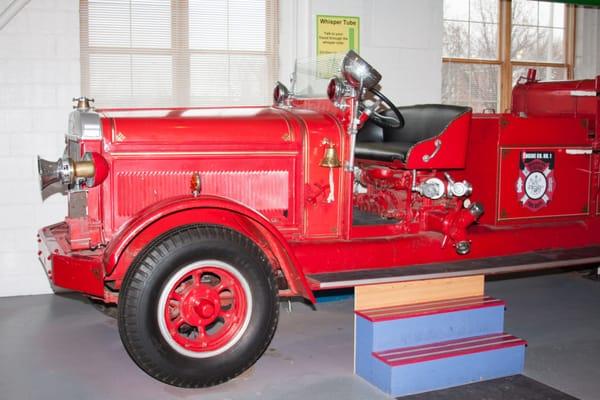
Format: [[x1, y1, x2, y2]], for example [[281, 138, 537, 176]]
[[38, 223, 105, 298], [38, 223, 66, 279]]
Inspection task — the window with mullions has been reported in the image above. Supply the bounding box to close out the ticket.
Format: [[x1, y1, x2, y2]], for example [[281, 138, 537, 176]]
[[442, 0, 573, 113], [443, 0, 500, 60], [80, 0, 279, 108], [443, 0, 501, 112], [511, 0, 568, 85]]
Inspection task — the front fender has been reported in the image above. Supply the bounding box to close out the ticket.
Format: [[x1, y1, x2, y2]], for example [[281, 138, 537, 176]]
[[104, 194, 315, 302]]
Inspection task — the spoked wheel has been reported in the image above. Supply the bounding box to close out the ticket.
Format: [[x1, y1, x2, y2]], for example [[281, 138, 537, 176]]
[[118, 225, 279, 388], [157, 261, 251, 357]]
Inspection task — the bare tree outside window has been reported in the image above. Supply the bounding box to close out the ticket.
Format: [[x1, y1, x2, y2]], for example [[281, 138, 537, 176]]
[[442, 0, 572, 113], [511, 0, 567, 85], [443, 0, 501, 112]]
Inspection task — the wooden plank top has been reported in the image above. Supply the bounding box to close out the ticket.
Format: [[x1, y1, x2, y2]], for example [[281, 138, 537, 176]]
[[354, 275, 484, 310]]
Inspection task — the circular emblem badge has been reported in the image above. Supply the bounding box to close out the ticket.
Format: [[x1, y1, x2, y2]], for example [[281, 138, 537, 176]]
[[516, 151, 555, 212], [524, 171, 547, 200]]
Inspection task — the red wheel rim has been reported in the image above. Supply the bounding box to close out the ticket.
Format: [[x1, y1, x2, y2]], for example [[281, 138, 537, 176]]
[[159, 262, 250, 356]]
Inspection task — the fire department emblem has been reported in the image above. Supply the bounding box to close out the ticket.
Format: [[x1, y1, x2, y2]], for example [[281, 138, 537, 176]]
[[516, 151, 555, 211]]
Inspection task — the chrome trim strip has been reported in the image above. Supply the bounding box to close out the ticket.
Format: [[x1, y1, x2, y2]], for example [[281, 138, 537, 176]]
[[570, 90, 597, 97], [566, 149, 593, 155]]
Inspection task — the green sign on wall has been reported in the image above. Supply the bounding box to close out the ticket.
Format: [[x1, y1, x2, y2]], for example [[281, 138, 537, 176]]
[[316, 15, 360, 56]]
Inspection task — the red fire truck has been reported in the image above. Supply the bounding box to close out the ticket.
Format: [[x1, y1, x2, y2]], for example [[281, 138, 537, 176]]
[[37, 51, 600, 387]]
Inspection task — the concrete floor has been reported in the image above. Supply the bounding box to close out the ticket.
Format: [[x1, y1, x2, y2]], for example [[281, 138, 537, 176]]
[[0, 271, 598, 400]]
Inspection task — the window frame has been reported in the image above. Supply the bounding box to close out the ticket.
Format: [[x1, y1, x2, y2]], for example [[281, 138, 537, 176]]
[[79, 0, 279, 107], [442, 0, 575, 112]]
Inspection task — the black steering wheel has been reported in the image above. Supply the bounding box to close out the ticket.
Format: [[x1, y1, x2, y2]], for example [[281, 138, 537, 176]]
[[367, 88, 404, 129]]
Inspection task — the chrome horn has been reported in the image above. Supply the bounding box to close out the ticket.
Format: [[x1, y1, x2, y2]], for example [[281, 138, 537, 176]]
[[37, 156, 73, 191], [38, 152, 109, 199]]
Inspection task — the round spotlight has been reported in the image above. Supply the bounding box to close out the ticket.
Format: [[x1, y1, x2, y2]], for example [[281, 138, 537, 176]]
[[327, 77, 345, 104], [341, 50, 382, 90], [273, 81, 290, 105]]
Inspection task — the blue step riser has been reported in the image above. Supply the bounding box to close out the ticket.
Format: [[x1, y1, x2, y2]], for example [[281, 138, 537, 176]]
[[355, 316, 374, 379], [377, 306, 505, 350], [369, 345, 526, 396], [358, 305, 505, 351], [355, 306, 505, 383]]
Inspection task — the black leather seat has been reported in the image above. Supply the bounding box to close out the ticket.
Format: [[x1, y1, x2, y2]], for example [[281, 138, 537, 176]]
[[356, 104, 471, 162]]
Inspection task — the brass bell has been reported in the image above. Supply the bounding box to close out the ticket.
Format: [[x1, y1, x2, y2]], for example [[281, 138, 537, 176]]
[[320, 145, 341, 168]]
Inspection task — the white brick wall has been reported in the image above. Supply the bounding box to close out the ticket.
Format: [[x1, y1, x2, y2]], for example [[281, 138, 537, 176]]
[[0, 0, 79, 297]]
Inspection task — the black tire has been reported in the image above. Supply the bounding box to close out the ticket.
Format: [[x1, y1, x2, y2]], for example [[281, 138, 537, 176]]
[[118, 224, 279, 388]]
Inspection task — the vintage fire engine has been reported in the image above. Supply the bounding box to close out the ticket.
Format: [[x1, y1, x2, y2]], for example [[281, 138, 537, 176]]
[[37, 51, 600, 387]]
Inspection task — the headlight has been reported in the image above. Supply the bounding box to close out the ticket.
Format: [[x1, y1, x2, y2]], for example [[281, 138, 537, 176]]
[[327, 77, 344, 104]]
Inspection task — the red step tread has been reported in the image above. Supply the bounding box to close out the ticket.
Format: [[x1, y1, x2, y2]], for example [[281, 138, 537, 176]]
[[373, 333, 527, 367], [355, 295, 505, 322]]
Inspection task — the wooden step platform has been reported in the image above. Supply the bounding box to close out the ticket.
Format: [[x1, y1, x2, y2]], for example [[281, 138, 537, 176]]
[[354, 276, 527, 397], [355, 294, 508, 388]]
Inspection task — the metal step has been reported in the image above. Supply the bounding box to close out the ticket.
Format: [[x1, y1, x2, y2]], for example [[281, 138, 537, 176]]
[[308, 246, 600, 289]]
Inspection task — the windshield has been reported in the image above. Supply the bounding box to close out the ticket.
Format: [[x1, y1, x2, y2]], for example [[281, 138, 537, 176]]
[[291, 53, 346, 98]]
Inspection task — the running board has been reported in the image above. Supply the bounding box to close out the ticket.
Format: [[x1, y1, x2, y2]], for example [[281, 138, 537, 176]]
[[308, 246, 600, 289]]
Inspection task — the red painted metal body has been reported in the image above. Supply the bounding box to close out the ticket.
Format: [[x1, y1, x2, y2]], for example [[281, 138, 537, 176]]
[[37, 75, 600, 303]]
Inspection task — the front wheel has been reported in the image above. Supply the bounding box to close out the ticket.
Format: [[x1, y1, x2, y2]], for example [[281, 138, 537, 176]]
[[118, 225, 279, 388]]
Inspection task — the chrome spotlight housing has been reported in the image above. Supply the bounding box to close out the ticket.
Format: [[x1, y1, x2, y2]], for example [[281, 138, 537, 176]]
[[341, 50, 381, 90], [273, 81, 291, 106]]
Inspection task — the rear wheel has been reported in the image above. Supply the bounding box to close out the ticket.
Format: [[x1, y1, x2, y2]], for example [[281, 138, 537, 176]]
[[118, 225, 279, 388]]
